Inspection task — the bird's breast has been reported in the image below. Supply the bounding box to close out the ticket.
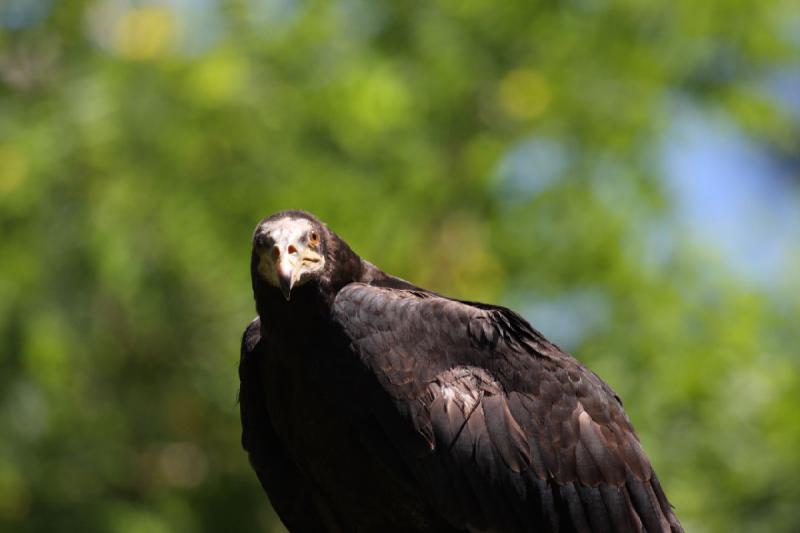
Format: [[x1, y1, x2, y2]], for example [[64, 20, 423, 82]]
[[261, 332, 365, 462], [259, 333, 442, 531]]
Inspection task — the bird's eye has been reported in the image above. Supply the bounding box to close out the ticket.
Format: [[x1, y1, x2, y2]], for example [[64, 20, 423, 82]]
[[308, 231, 320, 246]]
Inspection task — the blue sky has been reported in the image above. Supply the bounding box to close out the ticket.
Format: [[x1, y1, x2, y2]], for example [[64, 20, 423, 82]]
[[661, 99, 799, 290]]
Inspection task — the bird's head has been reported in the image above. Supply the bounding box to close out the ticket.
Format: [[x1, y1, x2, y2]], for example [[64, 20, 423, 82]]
[[251, 211, 329, 301]]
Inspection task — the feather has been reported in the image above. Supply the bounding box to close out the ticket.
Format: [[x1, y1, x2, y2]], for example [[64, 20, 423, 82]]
[[559, 482, 592, 533], [626, 473, 672, 533], [600, 484, 641, 532], [243, 211, 683, 532], [483, 394, 531, 473]]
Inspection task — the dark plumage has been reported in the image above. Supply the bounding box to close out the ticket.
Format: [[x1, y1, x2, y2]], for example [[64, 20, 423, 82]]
[[239, 210, 683, 532]]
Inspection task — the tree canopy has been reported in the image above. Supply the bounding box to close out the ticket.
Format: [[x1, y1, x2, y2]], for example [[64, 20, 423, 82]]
[[1, 1, 799, 532]]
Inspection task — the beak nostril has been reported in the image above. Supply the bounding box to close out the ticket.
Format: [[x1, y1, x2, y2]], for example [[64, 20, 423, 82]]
[[271, 246, 280, 260], [287, 244, 298, 255]]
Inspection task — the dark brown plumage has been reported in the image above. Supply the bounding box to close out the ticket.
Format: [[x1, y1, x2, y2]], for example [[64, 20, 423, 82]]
[[240, 210, 683, 532]]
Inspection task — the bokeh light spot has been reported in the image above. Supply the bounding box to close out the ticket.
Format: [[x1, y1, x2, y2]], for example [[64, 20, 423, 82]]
[[113, 7, 175, 60], [498, 69, 551, 121], [158, 442, 208, 488]]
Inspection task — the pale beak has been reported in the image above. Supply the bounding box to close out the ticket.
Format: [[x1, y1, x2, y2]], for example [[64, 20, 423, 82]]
[[274, 245, 300, 301]]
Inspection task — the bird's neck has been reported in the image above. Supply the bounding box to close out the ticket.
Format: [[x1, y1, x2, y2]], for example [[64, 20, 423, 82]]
[[251, 238, 368, 336], [254, 282, 330, 332], [321, 240, 364, 295], [253, 260, 364, 337]]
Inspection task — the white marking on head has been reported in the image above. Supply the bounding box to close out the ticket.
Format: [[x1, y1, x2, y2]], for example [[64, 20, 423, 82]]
[[258, 218, 314, 249], [254, 217, 325, 299]]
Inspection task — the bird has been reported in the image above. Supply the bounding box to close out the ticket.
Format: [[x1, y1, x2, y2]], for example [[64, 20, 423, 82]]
[[239, 209, 684, 533]]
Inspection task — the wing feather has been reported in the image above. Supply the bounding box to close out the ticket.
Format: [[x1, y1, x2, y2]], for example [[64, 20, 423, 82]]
[[332, 283, 682, 532]]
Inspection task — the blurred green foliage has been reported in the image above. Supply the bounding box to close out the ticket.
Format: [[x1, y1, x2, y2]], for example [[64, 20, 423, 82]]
[[1, 1, 799, 532]]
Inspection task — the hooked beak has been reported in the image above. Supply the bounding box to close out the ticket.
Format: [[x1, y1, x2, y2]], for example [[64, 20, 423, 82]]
[[275, 251, 297, 301], [255, 221, 326, 301], [267, 240, 323, 301]]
